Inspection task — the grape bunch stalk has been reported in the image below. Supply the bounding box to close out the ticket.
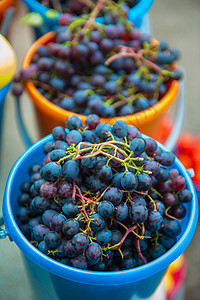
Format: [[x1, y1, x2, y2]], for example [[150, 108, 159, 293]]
[[12, 0, 182, 120], [16, 115, 192, 271]]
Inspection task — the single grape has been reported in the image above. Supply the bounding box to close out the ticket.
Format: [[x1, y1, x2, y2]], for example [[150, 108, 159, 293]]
[[97, 201, 115, 218], [44, 231, 61, 249], [62, 219, 79, 237], [85, 243, 102, 265]]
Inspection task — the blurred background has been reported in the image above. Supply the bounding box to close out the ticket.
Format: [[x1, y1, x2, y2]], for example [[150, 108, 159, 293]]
[[0, 0, 200, 299]]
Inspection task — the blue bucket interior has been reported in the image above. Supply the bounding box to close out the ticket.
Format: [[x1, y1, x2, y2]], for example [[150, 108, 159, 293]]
[[22, 0, 154, 32], [2, 133, 198, 300]]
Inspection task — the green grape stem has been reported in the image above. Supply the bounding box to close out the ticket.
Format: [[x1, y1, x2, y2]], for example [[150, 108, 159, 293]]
[[165, 207, 181, 222]]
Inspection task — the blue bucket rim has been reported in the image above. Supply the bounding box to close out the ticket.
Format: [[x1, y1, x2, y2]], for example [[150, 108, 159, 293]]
[[3, 133, 198, 286], [22, 0, 154, 23], [0, 82, 12, 102]]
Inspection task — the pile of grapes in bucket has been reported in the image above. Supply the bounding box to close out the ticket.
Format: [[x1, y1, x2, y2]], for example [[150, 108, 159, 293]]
[[16, 115, 193, 271], [37, 0, 139, 14], [12, 0, 182, 120]]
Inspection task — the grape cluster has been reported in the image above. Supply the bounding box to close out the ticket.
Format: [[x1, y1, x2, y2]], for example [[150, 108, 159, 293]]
[[12, 3, 182, 119], [16, 115, 192, 271], [38, 0, 138, 14]]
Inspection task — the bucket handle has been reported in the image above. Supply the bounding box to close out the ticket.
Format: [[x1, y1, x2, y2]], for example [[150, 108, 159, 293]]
[[0, 216, 9, 239], [0, 7, 16, 37], [15, 77, 185, 150]]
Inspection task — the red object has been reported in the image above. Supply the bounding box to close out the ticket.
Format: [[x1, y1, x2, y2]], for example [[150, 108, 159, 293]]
[[175, 132, 200, 188], [165, 254, 187, 300]]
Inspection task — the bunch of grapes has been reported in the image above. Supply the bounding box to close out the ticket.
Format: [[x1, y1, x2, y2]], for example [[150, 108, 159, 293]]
[[37, 0, 139, 14], [12, 1, 182, 119], [16, 114, 192, 271]]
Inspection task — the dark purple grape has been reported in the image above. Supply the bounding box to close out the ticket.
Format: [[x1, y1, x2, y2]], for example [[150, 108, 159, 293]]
[[71, 233, 89, 253], [31, 224, 50, 242], [156, 167, 170, 182], [66, 130, 82, 145], [137, 173, 152, 191], [163, 218, 181, 237], [65, 115, 82, 130], [57, 181, 73, 198], [42, 210, 57, 227], [40, 182, 57, 199], [85, 114, 100, 130], [178, 190, 193, 203], [70, 255, 88, 270], [82, 130, 96, 143], [90, 213, 106, 233], [130, 137, 146, 156], [52, 126, 66, 141], [37, 57, 54, 71], [50, 149, 66, 162], [110, 230, 123, 246], [112, 173, 123, 189], [99, 165, 113, 183], [171, 176, 186, 191], [17, 193, 30, 207], [121, 172, 138, 191], [159, 235, 177, 250], [113, 120, 128, 138], [30, 196, 50, 214], [162, 193, 176, 207], [113, 203, 128, 221], [129, 203, 148, 223], [62, 219, 79, 237], [149, 243, 166, 260], [81, 156, 97, 169], [63, 160, 79, 181], [127, 125, 140, 141], [40, 162, 62, 182], [63, 240, 79, 258], [38, 240, 49, 254], [44, 231, 61, 249], [62, 203, 78, 218], [97, 201, 114, 218], [16, 207, 30, 224], [95, 229, 112, 246], [121, 257, 136, 270], [50, 214, 67, 233], [144, 161, 160, 176], [145, 211, 163, 232], [171, 204, 186, 219], [85, 243, 102, 265], [103, 187, 123, 206], [160, 152, 175, 166], [12, 84, 24, 97]]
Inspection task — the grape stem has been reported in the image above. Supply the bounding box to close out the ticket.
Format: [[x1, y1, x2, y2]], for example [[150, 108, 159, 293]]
[[75, 184, 90, 220], [72, 180, 76, 200], [165, 207, 181, 222], [135, 228, 147, 264], [83, 0, 106, 31], [105, 46, 162, 73]]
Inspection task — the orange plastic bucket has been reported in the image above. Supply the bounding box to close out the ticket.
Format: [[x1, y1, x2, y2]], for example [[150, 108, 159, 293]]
[[0, 0, 16, 23], [22, 32, 180, 139]]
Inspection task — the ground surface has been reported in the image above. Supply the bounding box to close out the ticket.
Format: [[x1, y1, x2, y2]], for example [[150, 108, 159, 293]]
[[0, 1, 199, 299]]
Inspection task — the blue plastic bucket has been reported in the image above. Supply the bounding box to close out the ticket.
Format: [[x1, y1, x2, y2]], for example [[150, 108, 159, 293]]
[[22, 0, 154, 35], [2, 133, 198, 300], [0, 82, 11, 154]]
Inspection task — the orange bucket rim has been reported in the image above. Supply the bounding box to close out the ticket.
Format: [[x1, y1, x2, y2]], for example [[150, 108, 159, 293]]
[[0, 0, 16, 11], [22, 31, 180, 125]]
